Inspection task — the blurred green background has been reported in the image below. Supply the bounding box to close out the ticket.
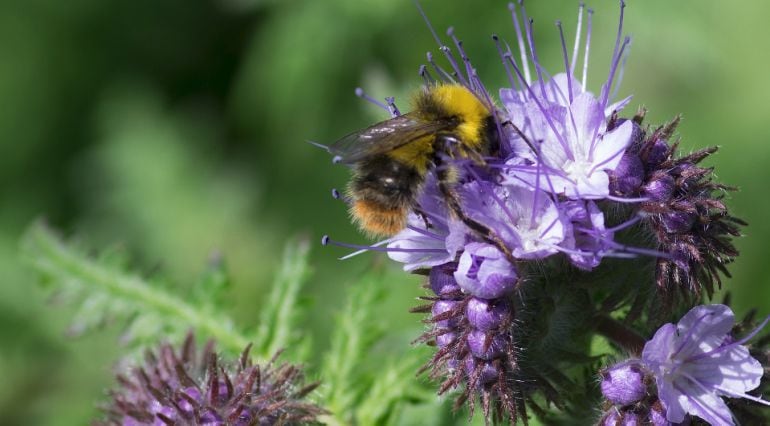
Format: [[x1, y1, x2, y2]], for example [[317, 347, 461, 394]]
[[2, 0, 769, 424]]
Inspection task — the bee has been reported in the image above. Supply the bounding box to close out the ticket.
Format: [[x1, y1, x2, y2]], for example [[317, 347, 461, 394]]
[[329, 83, 500, 237]]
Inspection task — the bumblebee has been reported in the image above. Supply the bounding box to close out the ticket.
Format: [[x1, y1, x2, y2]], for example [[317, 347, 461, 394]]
[[329, 83, 499, 237]]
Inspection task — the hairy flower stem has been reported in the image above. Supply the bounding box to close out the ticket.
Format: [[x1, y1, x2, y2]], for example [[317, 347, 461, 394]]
[[594, 315, 646, 355]]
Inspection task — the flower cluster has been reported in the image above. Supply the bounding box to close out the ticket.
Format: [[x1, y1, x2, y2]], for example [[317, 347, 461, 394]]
[[323, 1, 766, 425], [97, 334, 325, 425], [599, 304, 769, 425]]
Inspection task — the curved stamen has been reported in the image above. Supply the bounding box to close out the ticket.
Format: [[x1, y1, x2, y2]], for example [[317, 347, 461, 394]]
[[715, 385, 770, 406], [493, 35, 519, 92], [355, 87, 390, 113], [448, 27, 474, 88], [523, 16, 549, 100], [508, 2, 532, 84], [413, 0, 443, 47], [427, 52, 456, 83], [419, 64, 436, 85], [505, 55, 574, 160], [556, 20, 575, 104], [331, 188, 352, 205], [385, 96, 401, 117], [406, 224, 445, 241], [610, 38, 632, 104], [439, 45, 470, 87], [582, 8, 594, 91], [599, 0, 627, 107], [605, 195, 650, 203], [322, 235, 446, 259], [570, 2, 585, 75], [306, 140, 330, 153]]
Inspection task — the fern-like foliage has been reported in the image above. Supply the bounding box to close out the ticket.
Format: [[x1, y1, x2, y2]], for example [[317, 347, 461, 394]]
[[20, 221, 311, 360], [318, 275, 432, 426], [22, 222, 435, 424]]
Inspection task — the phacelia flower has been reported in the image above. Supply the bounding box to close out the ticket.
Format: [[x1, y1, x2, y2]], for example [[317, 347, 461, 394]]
[[320, 0, 758, 424], [98, 334, 325, 425], [641, 304, 770, 425]]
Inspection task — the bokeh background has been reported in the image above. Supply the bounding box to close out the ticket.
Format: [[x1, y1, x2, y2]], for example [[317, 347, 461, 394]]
[[2, 0, 769, 424]]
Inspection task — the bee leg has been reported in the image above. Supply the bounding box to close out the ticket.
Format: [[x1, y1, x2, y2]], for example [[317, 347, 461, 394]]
[[431, 142, 515, 263], [438, 180, 516, 264], [413, 206, 433, 230], [504, 121, 538, 154]]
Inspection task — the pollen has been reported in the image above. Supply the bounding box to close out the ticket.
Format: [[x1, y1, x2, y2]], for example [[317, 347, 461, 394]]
[[350, 199, 408, 237]]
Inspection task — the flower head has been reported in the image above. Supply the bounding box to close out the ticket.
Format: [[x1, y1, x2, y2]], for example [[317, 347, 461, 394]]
[[641, 304, 769, 425], [98, 334, 325, 425]]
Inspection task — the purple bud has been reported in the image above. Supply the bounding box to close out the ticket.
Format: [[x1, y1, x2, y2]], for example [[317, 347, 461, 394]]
[[199, 409, 223, 425], [466, 297, 511, 331], [643, 173, 675, 202], [600, 410, 641, 426], [600, 361, 647, 406], [430, 265, 461, 297], [661, 211, 696, 234], [466, 330, 507, 360], [454, 243, 517, 299], [432, 300, 460, 328], [464, 358, 499, 385], [646, 138, 669, 166], [609, 152, 645, 195], [436, 331, 457, 348], [177, 387, 202, 414], [670, 243, 692, 271], [648, 400, 670, 426], [100, 334, 324, 424]]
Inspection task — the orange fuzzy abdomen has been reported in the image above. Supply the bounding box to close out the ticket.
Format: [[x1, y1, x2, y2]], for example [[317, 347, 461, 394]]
[[350, 199, 408, 237]]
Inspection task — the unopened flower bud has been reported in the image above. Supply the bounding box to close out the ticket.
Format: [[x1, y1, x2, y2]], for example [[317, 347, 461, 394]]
[[600, 360, 647, 406], [467, 330, 507, 360], [643, 173, 676, 201], [466, 297, 510, 331]]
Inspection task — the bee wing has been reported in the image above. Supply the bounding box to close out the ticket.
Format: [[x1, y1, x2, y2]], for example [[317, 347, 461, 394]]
[[329, 113, 452, 164]]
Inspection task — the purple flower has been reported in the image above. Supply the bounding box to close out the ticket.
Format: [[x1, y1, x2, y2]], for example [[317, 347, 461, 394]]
[[502, 87, 634, 200], [97, 334, 325, 425], [641, 304, 770, 425], [386, 175, 455, 271], [454, 242, 517, 299], [562, 200, 612, 270], [458, 181, 568, 260]]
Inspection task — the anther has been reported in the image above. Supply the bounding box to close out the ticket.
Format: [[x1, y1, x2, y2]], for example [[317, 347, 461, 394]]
[[385, 96, 401, 117], [355, 87, 389, 112]]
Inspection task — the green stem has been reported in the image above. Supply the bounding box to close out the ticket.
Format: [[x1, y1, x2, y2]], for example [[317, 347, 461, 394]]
[[594, 314, 646, 356]]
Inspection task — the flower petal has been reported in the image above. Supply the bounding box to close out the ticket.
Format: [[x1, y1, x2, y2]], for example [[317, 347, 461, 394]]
[[676, 304, 735, 359]]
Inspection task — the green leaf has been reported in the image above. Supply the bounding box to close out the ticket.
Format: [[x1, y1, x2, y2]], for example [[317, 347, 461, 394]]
[[21, 221, 253, 357], [253, 239, 312, 360]]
